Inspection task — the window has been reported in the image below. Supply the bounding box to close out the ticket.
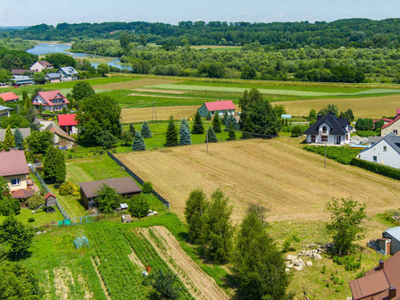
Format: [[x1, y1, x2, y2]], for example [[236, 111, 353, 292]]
[[322, 126, 327, 133], [373, 156, 377, 163], [321, 135, 328, 142], [383, 146, 387, 152], [10, 178, 20, 186], [311, 135, 316, 142], [394, 130, 398, 135]]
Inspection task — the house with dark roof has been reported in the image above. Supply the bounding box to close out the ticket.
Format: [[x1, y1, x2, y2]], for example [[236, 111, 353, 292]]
[[304, 113, 352, 145], [198, 100, 235, 118], [57, 114, 78, 135], [30, 60, 53, 72], [57, 67, 78, 82], [349, 251, 400, 300], [0, 150, 30, 192], [32, 90, 69, 112], [45, 73, 61, 83], [11, 69, 34, 76], [358, 133, 400, 169], [0, 92, 19, 102], [79, 177, 142, 209]]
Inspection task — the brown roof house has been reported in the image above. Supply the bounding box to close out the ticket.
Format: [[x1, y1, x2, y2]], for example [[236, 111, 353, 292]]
[[0, 150, 30, 192], [79, 177, 142, 210], [41, 122, 75, 149], [349, 252, 400, 300], [30, 60, 53, 72]]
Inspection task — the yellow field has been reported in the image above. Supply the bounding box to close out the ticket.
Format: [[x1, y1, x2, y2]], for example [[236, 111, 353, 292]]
[[92, 78, 180, 90], [275, 95, 400, 118], [121, 105, 198, 123], [116, 137, 400, 222]]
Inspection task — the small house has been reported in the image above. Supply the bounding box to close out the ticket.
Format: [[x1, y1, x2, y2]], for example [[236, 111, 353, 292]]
[[358, 133, 400, 169], [0, 128, 30, 141], [0, 105, 12, 118], [0, 150, 29, 192], [349, 251, 400, 300], [45, 73, 61, 83], [79, 177, 142, 210], [30, 61, 53, 72], [41, 122, 75, 149], [10, 75, 34, 87], [44, 192, 57, 212], [304, 113, 352, 145], [57, 67, 78, 82], [32, 90, 69, 112], [0, 92, 19, 102], [58, 114, 78, 135], [198, 100, 235, 118]]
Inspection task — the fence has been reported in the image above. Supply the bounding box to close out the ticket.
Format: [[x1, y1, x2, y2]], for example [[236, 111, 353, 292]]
[[107, 151, 170, 209], [58, 214, 97, 226], [29, 165, 70, 220]]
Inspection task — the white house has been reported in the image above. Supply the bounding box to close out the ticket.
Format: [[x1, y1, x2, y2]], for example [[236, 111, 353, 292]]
[[30, 60, 53, 72], [358, 133, 400, 169], [57, 67, 78, 81], [304, 113, 352, 145], [32, 90, 69, 112]]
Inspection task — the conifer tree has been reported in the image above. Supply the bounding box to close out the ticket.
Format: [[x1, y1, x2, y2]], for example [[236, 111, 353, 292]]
[[179, 119, 192, 146], [54, 150, 66, 183], [3, 126, 15, 150], [212, 112, 222, 133], [191, 111, 204, 134], [230, 115, 240, 130], [132, 131, 145, 151], [222, 111, 229, 126], [227, 125, 236, 141], [206, 111, 212, 120], [14, 129, 24, 150], [141, 121, 152, 138], [241, 116, 254, 140], [165, 116, 178, 147], [129, 123, 136, 136], [206, 127, 218, 143], [43, 146, 65, 183]]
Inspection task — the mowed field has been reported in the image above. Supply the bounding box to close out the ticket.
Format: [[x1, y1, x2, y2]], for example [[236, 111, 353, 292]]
[[121, 105, 198, 123], [117, 138, 400, 222], [274, 94, 400, 118]]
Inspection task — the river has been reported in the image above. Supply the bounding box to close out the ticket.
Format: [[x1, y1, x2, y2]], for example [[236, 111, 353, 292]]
[[27, 43, 132, 71]]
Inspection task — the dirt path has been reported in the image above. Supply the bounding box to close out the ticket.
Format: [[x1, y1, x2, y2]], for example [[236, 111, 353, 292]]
[[90, 257, 111, 300], [141, 226, 229, 300]]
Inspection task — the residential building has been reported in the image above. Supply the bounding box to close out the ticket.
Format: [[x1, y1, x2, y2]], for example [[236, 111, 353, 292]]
[[11, 69, 34, 76], [0, 150, 30, 192], [45, 73, 61, 83], [57, 67, 78, 81], [0, 105, 12, 118], [358, 133, 400, 169], [304, 113, 352, 145], [349, 251, 400, 300], [0, 128, 30, 141], [381, 116, 400, 137], [374, 118, 393, 125], [41, 122, 75, 149], [79, 177, 142, 209], [10, 75, 34, 87], [30, 60, 53, 72], [198, 100, 235, 118], [57, 114, 78, 135], [0, 92, 19, 102], [32, 90, 69, 111]]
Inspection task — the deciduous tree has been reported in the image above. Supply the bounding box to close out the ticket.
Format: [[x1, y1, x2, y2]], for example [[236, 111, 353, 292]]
[[128, 195, 149, 219], [0, 178, 20, 216], [184, 189, 208, 243], [95, 184, 121, 213], [71, 81, 95, 100]]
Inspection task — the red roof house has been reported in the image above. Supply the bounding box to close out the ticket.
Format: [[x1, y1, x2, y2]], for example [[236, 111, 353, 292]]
[[349, 252, 400, 300], [0, 92, 19, 102], [32, 90, 69, 112], [198, 100, 236, 118], [57, 114, 78, 135]]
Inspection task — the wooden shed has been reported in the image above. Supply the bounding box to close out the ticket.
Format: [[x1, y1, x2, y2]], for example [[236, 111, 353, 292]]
[[44, 192, 57, 213]]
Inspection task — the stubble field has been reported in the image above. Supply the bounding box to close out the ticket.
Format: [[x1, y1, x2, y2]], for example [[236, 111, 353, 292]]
[[121, 105, 198, 123], [117, 137, 400, 222]]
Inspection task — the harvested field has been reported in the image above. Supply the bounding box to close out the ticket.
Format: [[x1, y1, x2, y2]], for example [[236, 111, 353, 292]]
[[121, 105, 198, 123], [141, 226, 229, 300], [134, 88, 187, 94], [93, 78, 179, 90], [116, 138, 400, 222], [275, 94, 400, 118], [128, 93, 193, 99]]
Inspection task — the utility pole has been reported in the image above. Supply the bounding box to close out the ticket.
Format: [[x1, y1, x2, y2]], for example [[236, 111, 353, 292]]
[[206, 125, 209, 154], [152, 101, 157, 122], [324, 140, 327, 168]]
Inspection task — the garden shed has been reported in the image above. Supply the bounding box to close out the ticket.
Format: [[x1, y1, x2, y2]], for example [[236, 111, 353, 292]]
[[44, 192, 56, 213]]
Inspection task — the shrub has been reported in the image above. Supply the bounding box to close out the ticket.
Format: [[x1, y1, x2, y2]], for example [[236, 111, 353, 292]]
[[128, 195, 149, 218], [351, 158, 400, 180], [356, 130, 379, 137], [142, 182, 153, 194], [27, 194, 44, 210], [333, 255, 361, 271], [290, 125, 304, 137], [28, 218, 35, 222], [303, 146, 360, 165], [59, 181, 79, 196]]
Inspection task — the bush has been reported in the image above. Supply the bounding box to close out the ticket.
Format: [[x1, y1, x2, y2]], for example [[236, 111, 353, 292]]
[[28, 218, 35, 222], [351, 158, 400, 180], [128, 195, 149, 218], [290, 125, 304, 137], [356, 130, 379, 137], [303, 146, 360, 165], [59, 181, 79, 196], [27, 194, 44, 210], [333, 255, 361, 271], [142, 182, 153, 194]]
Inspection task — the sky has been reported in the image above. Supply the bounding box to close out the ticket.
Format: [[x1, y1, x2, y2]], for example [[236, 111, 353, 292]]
[[1, 0, 400, 27]]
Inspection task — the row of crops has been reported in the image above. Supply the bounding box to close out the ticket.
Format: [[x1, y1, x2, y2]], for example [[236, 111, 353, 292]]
[[89, 223, 193, 299]]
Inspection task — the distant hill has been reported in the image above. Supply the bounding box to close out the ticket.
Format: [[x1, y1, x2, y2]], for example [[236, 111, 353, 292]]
[[0, 26, 28, 30]]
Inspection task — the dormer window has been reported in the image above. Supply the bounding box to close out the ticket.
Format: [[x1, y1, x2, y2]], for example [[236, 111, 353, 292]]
[[322, 126, 327, 133]]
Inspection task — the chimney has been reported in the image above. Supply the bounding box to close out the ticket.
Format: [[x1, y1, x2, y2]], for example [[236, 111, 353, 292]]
[[389, 286, 397, 299], [317, 114, 322, 121], [379, 259, 384, 270]]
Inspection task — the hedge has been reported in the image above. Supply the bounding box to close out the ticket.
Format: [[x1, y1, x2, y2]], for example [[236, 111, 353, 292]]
[[303, 146, 360, 165], [351, 158, 400, 180], [356, 131, 380, 138]]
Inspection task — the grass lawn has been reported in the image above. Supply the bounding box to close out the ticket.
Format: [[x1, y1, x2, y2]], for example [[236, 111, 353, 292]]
[[0, 208, 64, 226]]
